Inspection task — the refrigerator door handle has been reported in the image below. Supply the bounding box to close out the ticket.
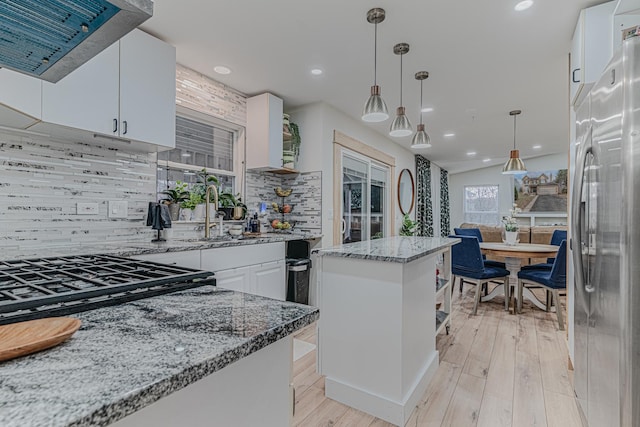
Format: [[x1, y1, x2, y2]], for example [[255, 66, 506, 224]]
[[572, 126, 594, 311]]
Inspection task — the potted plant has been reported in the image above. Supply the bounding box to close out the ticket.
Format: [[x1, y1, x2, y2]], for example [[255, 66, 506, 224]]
[[289, 121, 301, 163], [160, 181, 189, 221], [502, 203, 521, 245], [400, 214, 419, 236], [219, 192, 247, 220], [180, 192, 203, 221]]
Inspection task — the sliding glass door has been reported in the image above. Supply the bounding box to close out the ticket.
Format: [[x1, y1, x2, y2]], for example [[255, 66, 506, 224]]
[[341, 149, 390, 244]]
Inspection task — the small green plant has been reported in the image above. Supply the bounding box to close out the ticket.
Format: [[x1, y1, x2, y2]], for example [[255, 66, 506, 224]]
[[400, 214, 419, 236], [289, 122, 301, 160], [160, 181, 189, 204], [192, 169, 220, 202], [180, 192, 204, 210]]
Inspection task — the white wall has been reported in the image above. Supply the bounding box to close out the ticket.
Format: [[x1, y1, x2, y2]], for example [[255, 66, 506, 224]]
[[290, 102, 419, 246], [449, 153, 568, 228]]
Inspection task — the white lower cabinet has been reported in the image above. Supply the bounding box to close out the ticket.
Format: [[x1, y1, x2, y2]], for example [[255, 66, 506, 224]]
[[131, 250, 201, 270], [216, 260, 286, 301]]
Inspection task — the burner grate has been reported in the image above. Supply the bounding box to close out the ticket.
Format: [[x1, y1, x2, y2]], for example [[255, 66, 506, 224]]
[[0, 254, 215, 324]]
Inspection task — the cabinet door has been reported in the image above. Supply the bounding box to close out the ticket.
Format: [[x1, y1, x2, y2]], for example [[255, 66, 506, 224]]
[[0, 69, 41, 128], [42, 42, 119, 135], [252, 260, 286, 301], [119, 30, 176, 148], [216, 266, 252, 293]]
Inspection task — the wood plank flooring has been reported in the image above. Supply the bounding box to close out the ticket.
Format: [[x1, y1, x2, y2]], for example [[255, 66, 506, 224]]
[[292, 285, 584, 427]]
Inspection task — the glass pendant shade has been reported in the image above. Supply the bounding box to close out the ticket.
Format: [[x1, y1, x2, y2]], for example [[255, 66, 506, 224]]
[[362, 85, 389, 122], [502, 150, 527, 174], [411, 124, 431, 148], [389, 107, 413, 137]]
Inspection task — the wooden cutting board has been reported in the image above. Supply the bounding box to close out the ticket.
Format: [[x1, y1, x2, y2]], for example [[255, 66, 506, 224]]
[[0, 317, 82, 363]]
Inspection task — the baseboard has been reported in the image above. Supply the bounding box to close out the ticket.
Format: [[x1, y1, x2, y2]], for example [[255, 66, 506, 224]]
[[325, 351, 439, 426]]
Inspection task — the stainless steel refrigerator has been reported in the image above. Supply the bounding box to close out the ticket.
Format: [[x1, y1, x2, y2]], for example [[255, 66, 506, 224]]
[[572, 34, 640, 427]]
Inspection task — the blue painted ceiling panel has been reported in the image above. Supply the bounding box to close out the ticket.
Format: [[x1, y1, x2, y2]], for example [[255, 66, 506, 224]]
[[0, 0, 120, 75]]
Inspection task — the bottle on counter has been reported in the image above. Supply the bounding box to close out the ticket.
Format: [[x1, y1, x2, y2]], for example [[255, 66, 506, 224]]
[[250, 213, 260, 233]]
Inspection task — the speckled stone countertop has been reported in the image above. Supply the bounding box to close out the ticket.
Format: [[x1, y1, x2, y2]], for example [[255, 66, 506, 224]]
[[314, 236, 460, 263], [0, 286, 319, 427], [0, 232, 322, 262]]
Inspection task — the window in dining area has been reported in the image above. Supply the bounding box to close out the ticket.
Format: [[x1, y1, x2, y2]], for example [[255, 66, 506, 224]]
[[463, 185, 500, 225]]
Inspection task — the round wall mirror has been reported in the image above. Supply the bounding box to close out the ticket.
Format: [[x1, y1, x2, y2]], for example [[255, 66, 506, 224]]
[[397, 168, 415, 215]]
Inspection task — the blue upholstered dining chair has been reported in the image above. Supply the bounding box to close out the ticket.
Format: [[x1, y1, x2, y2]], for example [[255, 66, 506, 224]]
[[517, 240, 567, 330], [450, 235, 511, 314], [521, 229, 567, 270], [454, 227, 506, 294]]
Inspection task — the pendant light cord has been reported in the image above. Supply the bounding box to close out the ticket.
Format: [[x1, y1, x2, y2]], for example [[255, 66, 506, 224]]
[[399, 53, 403, 106], [373, 23, 378, 85], [513, 114, 517, 150], [419, 80, 423, 125]]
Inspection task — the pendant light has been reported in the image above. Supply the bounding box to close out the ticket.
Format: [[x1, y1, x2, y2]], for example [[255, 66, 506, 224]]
[[389, 43, 413, 137], [502, 110, 527, 174], [411, 71, 431, 148], [362, 8, 389, 122]]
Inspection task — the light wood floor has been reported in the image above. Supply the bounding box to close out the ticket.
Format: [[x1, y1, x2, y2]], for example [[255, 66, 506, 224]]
[[292, 285, 585, 427]]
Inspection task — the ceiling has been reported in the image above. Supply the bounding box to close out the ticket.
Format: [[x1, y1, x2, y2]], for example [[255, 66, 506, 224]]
[[141, 0, 605, 174]]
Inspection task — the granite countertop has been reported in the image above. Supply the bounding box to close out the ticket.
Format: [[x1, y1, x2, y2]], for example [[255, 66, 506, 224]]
[[0, 286, 319, 427], [0, 232, 322, 262], [314, 236, 460, 263]]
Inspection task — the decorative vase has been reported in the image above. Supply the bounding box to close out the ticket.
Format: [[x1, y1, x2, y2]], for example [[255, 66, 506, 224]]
[[168, 203, 180, 221], [193, 204, 206, 221], [504, 231, 519, 246], [232, 206, 244, 220], [180, 208, 194, 221]]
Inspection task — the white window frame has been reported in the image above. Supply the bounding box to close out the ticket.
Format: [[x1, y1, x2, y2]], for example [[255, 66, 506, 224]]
[[463, 184, 500, 225], [158, 105, 245, 195]]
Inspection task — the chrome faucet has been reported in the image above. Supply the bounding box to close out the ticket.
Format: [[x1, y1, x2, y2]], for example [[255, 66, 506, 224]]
[[205, 184, 219, 239]]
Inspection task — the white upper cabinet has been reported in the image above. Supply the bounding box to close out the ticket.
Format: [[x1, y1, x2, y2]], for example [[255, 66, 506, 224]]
[[119, 30, 176, 148], [41, 43, 120, 136], [40, 29, 176, 149], [571, 1, 617, 107], [246, 93, 285, 170], [0, 69, 42, 129]]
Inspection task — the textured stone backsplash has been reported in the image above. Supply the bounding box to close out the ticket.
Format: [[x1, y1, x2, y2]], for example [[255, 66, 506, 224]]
[[0, 132, 156, 250], [245, 171, 322, 234]]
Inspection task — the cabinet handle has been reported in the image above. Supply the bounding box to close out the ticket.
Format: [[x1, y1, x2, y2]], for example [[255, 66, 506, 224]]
[[123, 120, 128, 135], [572, 68, 581, 83], [113, 118, 118, 133]]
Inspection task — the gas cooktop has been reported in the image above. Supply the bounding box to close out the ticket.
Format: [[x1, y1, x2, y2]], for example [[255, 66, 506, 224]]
[[0, 254, 215, 324]]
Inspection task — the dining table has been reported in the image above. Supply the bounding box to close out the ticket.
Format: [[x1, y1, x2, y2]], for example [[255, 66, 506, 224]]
[[479, 242, 559, 311]]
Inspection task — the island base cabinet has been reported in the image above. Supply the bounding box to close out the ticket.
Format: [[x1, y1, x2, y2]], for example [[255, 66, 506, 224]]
[[318, 255, 439, 426], [111, 336, 294, 427]]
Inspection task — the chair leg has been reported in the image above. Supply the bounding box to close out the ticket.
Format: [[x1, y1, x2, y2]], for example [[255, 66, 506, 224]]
[[472, 280, 482, 315], [517, 279, 524, 314], [504, 276, 510, 312], [459, 276, 464, 293], [553, 289, 565, 331], [483, 283, 488, 296], [545, 290, 551, 312]]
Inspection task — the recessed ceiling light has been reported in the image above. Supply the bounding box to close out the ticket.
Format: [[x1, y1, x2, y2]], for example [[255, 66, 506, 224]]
[[421, 107, 434, 113], [483, 158, 491, 163], [310, 68, 323, 75], [214, 65, 231, 75], [467, 151, 477, 156], [532, 144, 542, 149], [514, 0, 533, 11], [444, 133, 455, 137]]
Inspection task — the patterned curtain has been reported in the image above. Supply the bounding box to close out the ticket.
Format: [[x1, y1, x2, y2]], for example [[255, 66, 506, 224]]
[[440, 169, 451, 237], [415, 155, 433, 237]]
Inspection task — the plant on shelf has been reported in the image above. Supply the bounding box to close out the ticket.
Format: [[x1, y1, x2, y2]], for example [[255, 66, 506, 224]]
[[400, 214, 419, 236], [192, 168, 220, 203], [219, 192, 247, 220], [289, 122, 301, 161], [180, 192, 203, 210], [160, 181, 189, 220]]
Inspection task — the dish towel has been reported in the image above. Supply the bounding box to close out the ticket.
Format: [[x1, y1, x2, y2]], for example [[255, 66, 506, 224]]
[[146, 202, 172, 230]]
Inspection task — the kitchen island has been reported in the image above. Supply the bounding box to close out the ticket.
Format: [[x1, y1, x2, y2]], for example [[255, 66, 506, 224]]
[[314, 236, 459, 426], [0, 286, 319, 427]]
